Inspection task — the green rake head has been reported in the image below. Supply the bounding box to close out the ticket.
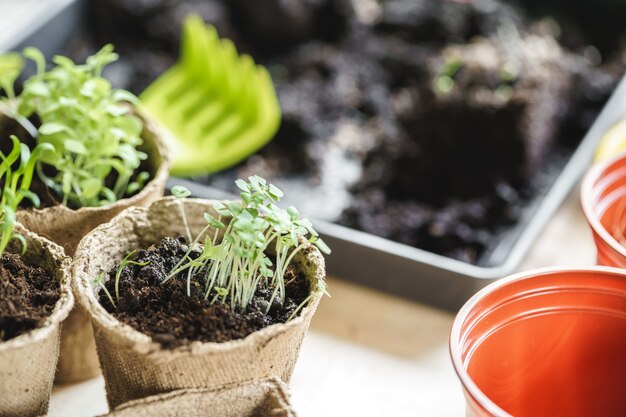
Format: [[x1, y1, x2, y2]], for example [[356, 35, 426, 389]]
[[140, 15, 281, 177]]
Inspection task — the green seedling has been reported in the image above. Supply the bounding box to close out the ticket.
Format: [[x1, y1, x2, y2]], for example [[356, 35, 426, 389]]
[[434, 57, 463, 96], [0, 53, 38, 138], [114, 250, 150, 303], [166, 176, 330, 316], [94, 273, 116, 308], [140, 14, 281, 176], [0, 46, 149, 208], [171, 185, 193, 243], [0, 136, 53, 255]]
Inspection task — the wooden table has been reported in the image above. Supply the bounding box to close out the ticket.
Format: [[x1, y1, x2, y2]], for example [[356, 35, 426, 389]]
[[49, 186, 596, 416]]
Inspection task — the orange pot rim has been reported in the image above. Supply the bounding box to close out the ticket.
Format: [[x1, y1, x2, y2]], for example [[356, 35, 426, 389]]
[[580, 150, 626, 260], [449, 265, 626, 417]]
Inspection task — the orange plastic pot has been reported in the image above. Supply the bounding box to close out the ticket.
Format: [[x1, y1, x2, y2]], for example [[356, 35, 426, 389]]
[[581, 151, 626, 267], [450, 267, 626, 417]]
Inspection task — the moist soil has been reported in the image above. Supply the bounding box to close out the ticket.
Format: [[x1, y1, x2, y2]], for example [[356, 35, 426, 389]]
[[0, 252, 60, 341], [71, 0, 626, 264], [99, 237, 310, 348]]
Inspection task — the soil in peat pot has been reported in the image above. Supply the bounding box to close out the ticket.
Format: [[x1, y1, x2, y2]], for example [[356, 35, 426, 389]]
[[0, 253, 60, 341], [99, 237, 311, 348], [70, 0, 626, 265]]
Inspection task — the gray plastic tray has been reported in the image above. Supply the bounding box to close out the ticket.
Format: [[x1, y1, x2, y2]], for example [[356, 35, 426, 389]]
[[4, 0, 626, 310]]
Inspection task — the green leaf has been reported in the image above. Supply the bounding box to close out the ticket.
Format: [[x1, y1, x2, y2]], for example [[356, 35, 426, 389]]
[[287, 206, 299, 220], [13, 234, 27, 255], [118, 144, 142, 167], [13, 47, 148, 207], [17, 190, 40, 208], [23, 47, 45, 74], [269, 183, 284, 199], [171, 185, 192, 199], [80, 178, 102, 200], [64, 139, 87, 154], [52, 55, 77, 70], [228, 202, 242, 216], [235, 179, 249, 192], [24, 81, 49, 97], [39, 122, 67, 135], [0, 52, 24, 97], [112, 89, 138, 104], [313, 237, 331, 255]]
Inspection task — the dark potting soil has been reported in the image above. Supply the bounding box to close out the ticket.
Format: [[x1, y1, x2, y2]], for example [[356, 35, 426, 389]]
[[99, 237, 310, 348], [71, 0, 626, 264], [0, 252, 60, 341]]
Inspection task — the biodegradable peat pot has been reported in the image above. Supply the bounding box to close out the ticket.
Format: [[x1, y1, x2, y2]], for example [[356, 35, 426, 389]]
[[14, 109, 171, 257], [9, 109, 171, 383], [450, 267, 626, 417], [581, 150, 626, 267], [73, 197, 325, 408], [0, 224, 73, 417], [102, 377, 297, 417]]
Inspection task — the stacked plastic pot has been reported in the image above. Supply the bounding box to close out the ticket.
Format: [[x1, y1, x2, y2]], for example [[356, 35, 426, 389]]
[[449, 147, 626, 416]]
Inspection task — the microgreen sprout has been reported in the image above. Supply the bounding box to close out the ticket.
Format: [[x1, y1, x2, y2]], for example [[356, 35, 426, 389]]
[[494, 61, 518, 102], [114, 250, 150, 303], [94, 273, 116, 308], [165, 176, 330, 317], [0, 53, 38, 138], [0, 45, 149, 208], [0, 136, 53, 255], [499, 61, 519, 83], [434, 57, 463, 96]]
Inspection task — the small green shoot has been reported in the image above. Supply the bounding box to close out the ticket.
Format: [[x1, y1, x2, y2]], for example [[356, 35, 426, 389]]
[[94, 273, 116, 308], [114, 250, 150, 303], [166, 176, 330, 316], [0, 53, 23, 100], [0, 52, 38, 138], [171, 185, 193, 243], [499, 62, 519, 83], [434, 57, 463, 96], [0, 136, 53, 255], [494, 61, 518, 102]]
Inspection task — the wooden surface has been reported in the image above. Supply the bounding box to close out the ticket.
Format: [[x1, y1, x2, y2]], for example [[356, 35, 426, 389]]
[[49, 186, 596, 416]]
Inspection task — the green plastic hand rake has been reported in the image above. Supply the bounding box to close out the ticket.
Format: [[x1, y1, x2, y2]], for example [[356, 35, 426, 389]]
[[140, 15, 281, 176]]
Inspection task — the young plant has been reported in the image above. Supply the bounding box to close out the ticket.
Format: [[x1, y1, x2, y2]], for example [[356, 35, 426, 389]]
[[165, 176, 330, 316], [0, 46, 149, 208], [94, 273, 116, 308], [0, 136, 53, 255]]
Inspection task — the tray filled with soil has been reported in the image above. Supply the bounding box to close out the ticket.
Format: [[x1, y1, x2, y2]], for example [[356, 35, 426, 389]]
[[72, 179, 328, 407], [8, 0, 626, 309]]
